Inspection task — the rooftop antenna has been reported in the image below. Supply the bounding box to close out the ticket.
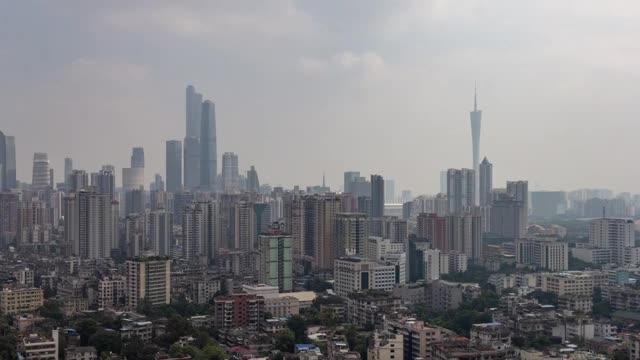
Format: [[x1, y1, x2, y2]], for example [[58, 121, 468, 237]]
[[322, 172, 326, 188], [474, 82, 478, 112], [602, 206, 606, 219]]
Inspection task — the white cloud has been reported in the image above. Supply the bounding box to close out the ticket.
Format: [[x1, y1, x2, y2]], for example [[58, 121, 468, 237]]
[[68, 58, 149, 82], [103, 1, 317, 42], [299, 51, 385, 74]]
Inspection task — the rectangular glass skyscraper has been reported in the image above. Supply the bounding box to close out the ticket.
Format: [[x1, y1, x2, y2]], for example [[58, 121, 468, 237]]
[[166, 140, 182, 193], [371, 174, 384, 218], [200, 100, 217, 190]]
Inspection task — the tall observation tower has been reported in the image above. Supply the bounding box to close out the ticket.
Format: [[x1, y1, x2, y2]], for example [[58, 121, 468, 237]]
[[470, 87, 482, 206]]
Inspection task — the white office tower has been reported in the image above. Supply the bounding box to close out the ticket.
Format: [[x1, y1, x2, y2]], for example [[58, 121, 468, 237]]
[[589, 218, 634, 265], [31, 152, 50, 191], [222, 152, 240, 193], [122, 167, 144, 192]]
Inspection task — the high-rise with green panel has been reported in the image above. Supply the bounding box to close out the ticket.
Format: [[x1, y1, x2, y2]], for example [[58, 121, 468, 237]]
[[259, 229, 292, 292]]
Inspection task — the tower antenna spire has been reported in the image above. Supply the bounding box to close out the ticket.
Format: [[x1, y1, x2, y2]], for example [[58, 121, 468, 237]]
[[474, 82, 477, 112]]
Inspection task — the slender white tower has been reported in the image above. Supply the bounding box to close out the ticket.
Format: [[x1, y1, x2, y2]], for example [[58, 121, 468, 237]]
[[470, 87, 482, 206]]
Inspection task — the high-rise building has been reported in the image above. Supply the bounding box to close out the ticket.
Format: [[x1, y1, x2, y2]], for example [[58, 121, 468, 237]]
[[182, 200, 218, 264], [531, 191, 567, 217], [200, 100, 217, 190], [148, 209, 172, 257], [5, 135, 16, 189], [335, 213, 368, 257], [222, 152, 239, 193], [173, 191, 195, 227], [407, 235, 430, 283], [479, 157, 492, 206], [417, 213, 447, 250], [385, 179, 396, 204], [183, 136, 201, 190], [186, 85, 203, 138], [0, 131, 5, 190], [183, 202, 204, 261], [69, 170, 89, 192], [344, 171, 360, 194], [125, 188, 145, 216], [31, 152, 50, 191], [64, 158, 73, 188], [235, 202, 255, 251], [351, 176, 371, 198], [304, 195, 342, 270], [283, 194, 305, 262], [254, 203, 271, 241], [516, 237, 568, 271], [184, 85, 204, 190], [151, 173, 164, 192], [259, 227, 293, 292], [92, 168, 115, 199], [131, 147, 145, 168], [125, 213, 146, 257], [440, 170, 447, 194], [126, 257, 171, 309], [49, 168, 54, 188], [447, 213, 483, 260], [247, 166, 260, 193], [0, 193, 19, 245], [122, 168, 144, 192], [166, 140, 182, 193], [507, 180, 528, 212], [64, 190, 118, 259], [470, 88, 482, 205], [489, 193, 527, 240], [446, 168, 475, 214], [589, 218, 634, 265], [371, 174, 384, 218]]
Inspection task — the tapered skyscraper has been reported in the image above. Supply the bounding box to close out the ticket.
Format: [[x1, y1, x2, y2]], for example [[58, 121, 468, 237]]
[[200, 100, 217, 190], [470, 88, 482, 205]]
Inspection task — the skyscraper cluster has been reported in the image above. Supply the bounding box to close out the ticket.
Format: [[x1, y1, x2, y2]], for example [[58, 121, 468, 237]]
[[181, 85, 218, 192], [0, 131, 17, 190]]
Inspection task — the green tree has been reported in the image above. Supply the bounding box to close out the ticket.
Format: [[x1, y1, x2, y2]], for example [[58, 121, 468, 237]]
[[319, 307, 341, 327], [90, 330, 123, 355], [275, 329, 296, 352], [526, 290, 558, 306], [38, 300, 65, 323], [287, 316, 308, 343], [0, 334, 17, 360], [304, 278, 333, 292], [124, 336, 158, 360], [202, 343, 227, 360], [75, 319, 98, 346]]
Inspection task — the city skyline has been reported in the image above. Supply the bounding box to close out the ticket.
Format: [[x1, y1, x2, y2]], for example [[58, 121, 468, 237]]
[[5, 2, 640, 194]]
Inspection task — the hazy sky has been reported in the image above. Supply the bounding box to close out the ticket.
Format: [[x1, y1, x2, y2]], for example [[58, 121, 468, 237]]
[[3, 1, 640, 194]]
